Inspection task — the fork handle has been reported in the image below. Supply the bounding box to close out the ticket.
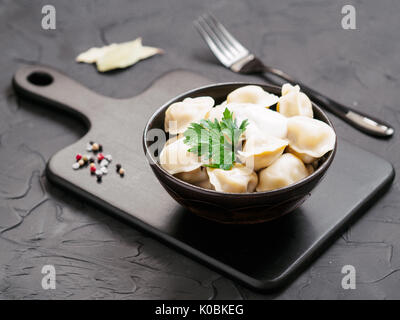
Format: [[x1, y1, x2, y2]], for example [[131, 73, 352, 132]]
[[261, 65, 394, 138]]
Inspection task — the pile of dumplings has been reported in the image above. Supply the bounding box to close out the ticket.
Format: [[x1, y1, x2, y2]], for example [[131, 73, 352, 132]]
[[160, 84, 336, 193]]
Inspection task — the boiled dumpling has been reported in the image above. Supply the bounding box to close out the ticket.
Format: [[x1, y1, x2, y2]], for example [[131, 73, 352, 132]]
[[175, 167, 212, 189], [286, 116, 335, 162], [227, 85, 279, 108], [286, 146, 315, 164], [256, 153, 309, 192], [228, 103, 288, 140], [159, 137, 202, 175], [238, 135, 288, 171], [306, 164, 315, 175], [165, 96, 214, 134], [207, 164, 258, 193], [282, 83, 297, 96], [206, 103, 287, 140], [204, 100, 227, 122], [277, 83, 313, 118]]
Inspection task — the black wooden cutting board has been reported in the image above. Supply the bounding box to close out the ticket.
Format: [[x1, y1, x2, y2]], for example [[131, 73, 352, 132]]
[[13, 65, 394, 291]]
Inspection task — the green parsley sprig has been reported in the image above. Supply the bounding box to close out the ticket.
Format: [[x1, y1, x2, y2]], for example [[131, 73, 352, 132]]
[[183, 108, 248, 170]]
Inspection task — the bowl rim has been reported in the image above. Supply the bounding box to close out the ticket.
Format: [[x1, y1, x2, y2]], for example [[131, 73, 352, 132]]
[[143, 81, 337, 198]]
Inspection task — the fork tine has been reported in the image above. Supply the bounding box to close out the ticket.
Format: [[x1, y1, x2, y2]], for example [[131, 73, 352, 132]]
[[201, 14, 239, 56], [194, 18, 232, 66], [197, 16, 235, 60], [205, 13, 249, 55]]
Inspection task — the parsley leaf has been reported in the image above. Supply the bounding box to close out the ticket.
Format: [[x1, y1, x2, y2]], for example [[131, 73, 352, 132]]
[[183, 107, 248, 170]]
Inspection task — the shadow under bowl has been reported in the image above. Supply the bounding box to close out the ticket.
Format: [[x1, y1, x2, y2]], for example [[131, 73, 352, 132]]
[[143, 83, 337, 224]]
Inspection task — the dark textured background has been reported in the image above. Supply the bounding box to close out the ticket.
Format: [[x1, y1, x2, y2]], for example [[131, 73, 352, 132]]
[[1, 0, 399, 299]]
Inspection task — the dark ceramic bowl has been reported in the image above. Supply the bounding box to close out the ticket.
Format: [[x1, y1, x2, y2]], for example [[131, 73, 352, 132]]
[[143, 83, 337, 224]]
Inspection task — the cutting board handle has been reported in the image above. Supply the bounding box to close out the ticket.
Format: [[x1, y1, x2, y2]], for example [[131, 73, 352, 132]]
[[13, 64, 109, 126]]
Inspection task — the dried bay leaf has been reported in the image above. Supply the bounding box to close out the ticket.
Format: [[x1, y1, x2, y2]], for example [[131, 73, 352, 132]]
[[76, 38, 163, 72], [75, 44, 117, 63]]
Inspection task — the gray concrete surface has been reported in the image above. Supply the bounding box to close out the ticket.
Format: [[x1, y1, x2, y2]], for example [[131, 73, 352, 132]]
[[0, 0, 399, 299]]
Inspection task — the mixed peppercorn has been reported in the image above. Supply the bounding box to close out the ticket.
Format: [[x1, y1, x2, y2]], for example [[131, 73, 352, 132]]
[[72, 141, 125, 182]]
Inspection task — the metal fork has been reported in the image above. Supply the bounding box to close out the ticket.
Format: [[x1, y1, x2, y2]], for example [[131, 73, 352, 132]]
[[194, 13, 394, 138]]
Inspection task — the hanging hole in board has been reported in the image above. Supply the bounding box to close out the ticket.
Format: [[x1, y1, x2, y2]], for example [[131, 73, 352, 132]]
[[27, 72, 53, 86]]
